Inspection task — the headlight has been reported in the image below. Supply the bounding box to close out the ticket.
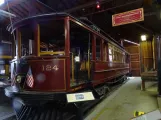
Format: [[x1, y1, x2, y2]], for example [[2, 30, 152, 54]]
[[16, 76, 22, 83]]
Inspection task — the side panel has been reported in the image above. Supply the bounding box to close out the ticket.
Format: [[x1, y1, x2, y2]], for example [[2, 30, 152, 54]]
[[25, 59, 66, 91], [92, 61, 129, 86]]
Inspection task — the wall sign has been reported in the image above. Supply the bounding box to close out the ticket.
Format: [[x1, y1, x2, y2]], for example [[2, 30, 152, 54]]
[[112, 8, 144, 26]]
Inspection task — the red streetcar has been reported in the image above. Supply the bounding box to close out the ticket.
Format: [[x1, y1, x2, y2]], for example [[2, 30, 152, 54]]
[[5, 13, 130, 104]]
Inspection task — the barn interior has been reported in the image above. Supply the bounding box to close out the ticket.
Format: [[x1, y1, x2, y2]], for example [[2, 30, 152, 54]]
[[0, 0, 161, 120]]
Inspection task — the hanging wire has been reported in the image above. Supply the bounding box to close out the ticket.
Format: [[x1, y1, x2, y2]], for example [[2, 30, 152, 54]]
[[6, 0, 16, 46]]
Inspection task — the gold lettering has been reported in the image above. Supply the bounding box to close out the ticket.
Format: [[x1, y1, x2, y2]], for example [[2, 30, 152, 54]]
[[46, 65, 51, 71], [42, 65, 45, 71], [53, 65, 59, 71], [41, 65, 59, 71]]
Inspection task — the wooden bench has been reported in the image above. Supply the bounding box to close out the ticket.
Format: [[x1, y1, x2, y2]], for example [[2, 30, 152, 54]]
[[141, 71, 157, 91]]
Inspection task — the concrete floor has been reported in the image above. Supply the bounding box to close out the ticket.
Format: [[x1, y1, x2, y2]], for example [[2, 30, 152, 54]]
[[85, 77, 158, 120]]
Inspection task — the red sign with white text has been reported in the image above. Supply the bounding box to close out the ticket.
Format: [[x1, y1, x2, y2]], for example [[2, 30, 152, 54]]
[[112, 8, 144, 26]]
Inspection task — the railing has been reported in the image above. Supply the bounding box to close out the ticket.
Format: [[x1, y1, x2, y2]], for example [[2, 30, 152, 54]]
[[40, 51, 65, 55]]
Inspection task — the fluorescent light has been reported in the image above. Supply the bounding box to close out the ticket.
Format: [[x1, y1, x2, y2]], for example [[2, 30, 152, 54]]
[[124, 39, 140, 46], [141, 35, 147, 41], [0, 0, 4, 5]]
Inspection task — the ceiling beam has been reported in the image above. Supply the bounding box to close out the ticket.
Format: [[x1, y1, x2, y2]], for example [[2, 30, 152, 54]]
[[60, 0, 68, 10], [12, 6, 27, 17], [80, 0, 154, 34], [18, 4, 29, 15], [0, 0, 27, 10], [10, 8, 23, 18], [134, 23, 154, 33], [81, 0, 142, 16], [36, 0, 56, 12], [65, 0, 113, 13]]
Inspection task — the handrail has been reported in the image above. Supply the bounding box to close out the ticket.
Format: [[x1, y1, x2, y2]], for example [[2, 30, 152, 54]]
[[0, 56, 12, 59], [70, 52, 75, 83], [40, 51, 65, 55]]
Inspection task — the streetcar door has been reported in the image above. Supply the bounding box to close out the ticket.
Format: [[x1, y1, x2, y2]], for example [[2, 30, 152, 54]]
[[70, 47, 90, 86], [70, 21, 91, 86]]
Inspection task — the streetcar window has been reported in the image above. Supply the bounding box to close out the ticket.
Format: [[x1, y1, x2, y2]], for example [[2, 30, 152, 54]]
[[118, 52, 122, 63], [114, 48, 124, 63], [0, 43, 12, 56], [108, 44, 113, 62], [109, 55, 112, 62], [103, 43, 107, 61], [96, 37, 101, 61], [113, 48, 117, 62], [39, 19, 65, 56], [126, 54, 130, 63], [108, 44, 125, 63], [70, 21, 92, 61], [109, 48, 112, 54], [20, 24, 34, 56], [0, 65, 5, 75], [0, 28, 12, 56]]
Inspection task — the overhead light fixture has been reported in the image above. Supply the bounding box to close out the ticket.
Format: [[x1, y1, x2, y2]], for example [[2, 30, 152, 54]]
[[96, 1, 100, 9], [0, 0, 4, 5], [141, 35, 147, 41], [96, 4, 100, 9]]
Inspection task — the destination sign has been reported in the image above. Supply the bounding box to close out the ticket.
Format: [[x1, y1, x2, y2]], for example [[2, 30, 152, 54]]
[[112, 8, 144, 26]]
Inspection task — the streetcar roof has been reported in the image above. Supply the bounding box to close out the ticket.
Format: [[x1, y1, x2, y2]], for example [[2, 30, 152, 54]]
[[7, 12, 130, 54]]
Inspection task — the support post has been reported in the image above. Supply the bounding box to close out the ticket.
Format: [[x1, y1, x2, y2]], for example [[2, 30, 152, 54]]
[[34, 23, 40, 56], [121, 39, 124, 47], [16, 29, 21, 58], [65, 17, 70, 90]]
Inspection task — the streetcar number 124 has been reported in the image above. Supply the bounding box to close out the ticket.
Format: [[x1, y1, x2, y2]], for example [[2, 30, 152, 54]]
[[42, 65, 59, 71]]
